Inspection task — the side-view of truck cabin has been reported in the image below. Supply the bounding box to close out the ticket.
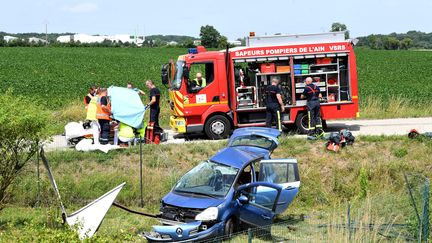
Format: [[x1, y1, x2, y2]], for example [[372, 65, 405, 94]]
[[166, 31, 359, 139]]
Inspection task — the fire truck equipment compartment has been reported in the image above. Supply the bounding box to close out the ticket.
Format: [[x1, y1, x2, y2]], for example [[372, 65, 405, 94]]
[[276, 65, 290, 73], [260, 63, 275, 73]]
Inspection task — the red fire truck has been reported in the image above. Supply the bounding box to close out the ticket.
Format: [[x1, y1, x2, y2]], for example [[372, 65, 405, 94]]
[[164, 32, 359, 139]]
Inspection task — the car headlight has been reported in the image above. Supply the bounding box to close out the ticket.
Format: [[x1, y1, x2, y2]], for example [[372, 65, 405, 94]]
[[176, 121, 185, 126], [195, 207, 218, 221]]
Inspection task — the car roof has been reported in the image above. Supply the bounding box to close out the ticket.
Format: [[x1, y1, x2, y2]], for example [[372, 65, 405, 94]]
[[230, 127, 280, 141], [228, 127, 280, 150], [210, 147, 263, 169]]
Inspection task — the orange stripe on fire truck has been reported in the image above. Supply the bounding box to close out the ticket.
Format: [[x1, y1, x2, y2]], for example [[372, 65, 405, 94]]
[[184, 101, 228, 107]]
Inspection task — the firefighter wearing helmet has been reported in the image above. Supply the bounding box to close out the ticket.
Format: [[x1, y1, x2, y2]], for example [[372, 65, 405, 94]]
[[301, 77, 324, 137]]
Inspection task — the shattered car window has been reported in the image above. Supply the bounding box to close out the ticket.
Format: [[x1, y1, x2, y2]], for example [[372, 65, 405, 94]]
[[174, 160, 239, 197], [230, 135, 274, 150]]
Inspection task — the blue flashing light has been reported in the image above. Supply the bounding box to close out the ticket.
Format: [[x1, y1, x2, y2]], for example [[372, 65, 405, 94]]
[[188, 48, 198, 54]]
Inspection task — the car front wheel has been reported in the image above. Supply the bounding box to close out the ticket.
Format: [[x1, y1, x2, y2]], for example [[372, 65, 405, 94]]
[[224, 217, 235, 237]]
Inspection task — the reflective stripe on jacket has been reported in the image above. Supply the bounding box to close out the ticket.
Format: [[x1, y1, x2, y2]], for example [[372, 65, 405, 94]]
[[96, 95, 111, 120], [193, 77, 206, 87]]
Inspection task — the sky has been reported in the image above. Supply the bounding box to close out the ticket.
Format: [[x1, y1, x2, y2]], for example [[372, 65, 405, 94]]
[[1, 0, 430, 40]]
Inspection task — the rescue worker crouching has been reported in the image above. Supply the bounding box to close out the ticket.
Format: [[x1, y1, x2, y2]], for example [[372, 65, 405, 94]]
[[300, 77, 324, 137], [114, 122, 135, 147], [96, 88, 112, 145], [265, 77, 285, 131]]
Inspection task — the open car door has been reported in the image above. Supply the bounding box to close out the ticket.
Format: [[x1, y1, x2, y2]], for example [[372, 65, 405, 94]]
[[258, 159, 300, 214], [236, 182, 285, 228]]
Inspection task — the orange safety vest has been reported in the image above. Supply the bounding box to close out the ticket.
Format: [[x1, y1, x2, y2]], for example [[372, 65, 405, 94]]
[[96, 95, 111, 120]]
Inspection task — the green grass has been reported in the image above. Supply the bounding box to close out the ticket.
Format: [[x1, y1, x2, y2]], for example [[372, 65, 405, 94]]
[[1, 47, 432, 134], [356, 48, 432, 118], [0, 47, 185, 133], [0, 47, 185, 108], [1, 136, 431, 241]]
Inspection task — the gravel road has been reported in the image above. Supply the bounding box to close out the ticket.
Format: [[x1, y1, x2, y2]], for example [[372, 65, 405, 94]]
[[44, 117, 432, 151]]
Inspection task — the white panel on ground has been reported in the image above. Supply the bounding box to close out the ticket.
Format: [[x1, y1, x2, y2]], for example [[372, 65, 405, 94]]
[[66, 183, 126, 239]]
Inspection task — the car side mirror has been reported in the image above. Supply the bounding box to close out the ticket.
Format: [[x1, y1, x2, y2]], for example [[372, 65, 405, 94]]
[[161, 64, 169, 85], [238, 195, 249, 205]]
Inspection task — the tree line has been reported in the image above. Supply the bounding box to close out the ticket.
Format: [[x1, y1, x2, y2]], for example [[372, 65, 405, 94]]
[[0, 31, 199, 48], [3, 26, 432, 50], [329, 23, 431, 50], [356, 31, 432, 50]]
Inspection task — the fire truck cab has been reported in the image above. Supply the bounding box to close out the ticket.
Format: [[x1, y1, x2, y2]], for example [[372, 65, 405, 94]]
[[166, 32, 359, 139]]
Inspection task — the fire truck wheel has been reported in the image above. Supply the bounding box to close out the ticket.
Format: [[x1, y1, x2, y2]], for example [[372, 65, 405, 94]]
[[205, 115, 231, 139], [295, 112, 310, 134]]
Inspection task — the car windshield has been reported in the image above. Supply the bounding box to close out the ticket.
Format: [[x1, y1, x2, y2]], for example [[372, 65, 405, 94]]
[[174, 160, 239, 198], [229, 135, 275, 150], [171, 60, 184, 90]]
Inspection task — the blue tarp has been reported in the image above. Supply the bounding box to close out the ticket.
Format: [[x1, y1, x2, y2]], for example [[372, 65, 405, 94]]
[[108, 86, 145, 129]]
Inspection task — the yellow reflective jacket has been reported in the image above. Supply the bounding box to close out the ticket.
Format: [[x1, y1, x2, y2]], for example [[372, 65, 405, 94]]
[[119, 122, 135, 138], [85, 96, 98, 121]]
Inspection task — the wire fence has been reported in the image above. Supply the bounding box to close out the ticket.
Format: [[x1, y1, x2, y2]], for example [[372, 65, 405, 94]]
[[196, 173, 430, 243]]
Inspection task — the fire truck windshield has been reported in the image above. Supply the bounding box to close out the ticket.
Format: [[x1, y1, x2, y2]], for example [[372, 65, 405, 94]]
[[171, 60, 184, 90]]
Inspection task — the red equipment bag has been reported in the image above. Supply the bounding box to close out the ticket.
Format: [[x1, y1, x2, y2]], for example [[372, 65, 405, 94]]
[[145, 122, 163, 144], [145, 122, 154, 144], [326, 142, 340, 152]]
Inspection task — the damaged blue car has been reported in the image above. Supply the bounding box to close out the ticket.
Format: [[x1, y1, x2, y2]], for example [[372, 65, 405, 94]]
[[144, 127, 300, 242]]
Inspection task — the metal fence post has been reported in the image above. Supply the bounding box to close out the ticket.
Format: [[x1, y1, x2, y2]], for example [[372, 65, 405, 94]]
[[404, 173, 422, 242], [140, 140, 144, 208], [348, 202, 352, 241], [36, 146, 41, 207], [421, 178, 430, 242], [248, 228, 252, 243]]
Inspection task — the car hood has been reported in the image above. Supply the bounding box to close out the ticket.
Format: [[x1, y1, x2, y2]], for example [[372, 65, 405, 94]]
[[162, 191, 224, 209]]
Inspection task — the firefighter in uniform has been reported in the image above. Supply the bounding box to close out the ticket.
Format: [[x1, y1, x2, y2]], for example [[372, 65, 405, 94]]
[[144, 79, 161, 143], [145, 80, 161, 127], [301, 77, 324, 137], [265, 78, 285, 131]]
